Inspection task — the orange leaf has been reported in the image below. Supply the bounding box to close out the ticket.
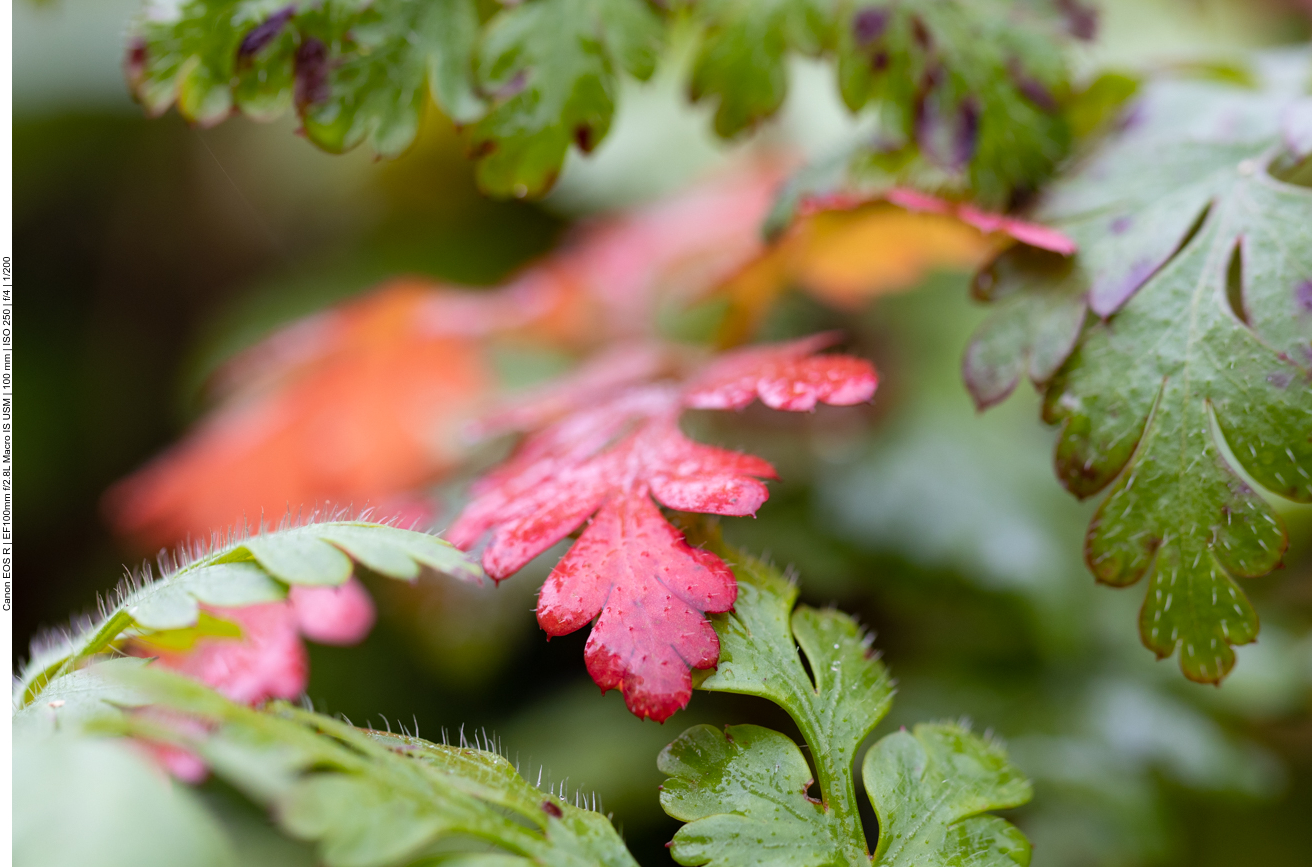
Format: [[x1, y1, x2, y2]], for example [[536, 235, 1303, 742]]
[[716, 189, 1076, 343], [104, 281, 497, 548], [104, 162, 787, 550]]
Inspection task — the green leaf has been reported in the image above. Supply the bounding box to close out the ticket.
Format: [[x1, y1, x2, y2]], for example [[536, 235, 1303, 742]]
[[300, 0, 485, 157], [659, 546, 1031, 867], [659, 723, 848, 867], [13, 658, 153, 737], [128, 0, 1076, 204], [130, 0, 296, 125], [766, 0, 1077, 225], [129, 0, 482, 155], [688, 0, 835, 138], [468, 0, 663, 197], [840, 0, 1071, 207], [16, 521, 481, 707], [14, 728, 239, 867], [964, 50, 1312, 683], [111, 666, 640, 867], [864, 724, 1031, 867]]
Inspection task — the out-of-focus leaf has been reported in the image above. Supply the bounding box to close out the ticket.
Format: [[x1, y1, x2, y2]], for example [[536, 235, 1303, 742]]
[[688, 0, 835, 137], [112, 666, 641, 867], [762, 0, 1079, 217], [720, 189, 1074, 345], [106, 281, 507, 549], [16, 521, 479, 707], [128, 0, 482, 156], [127, 0, 1077, 201], [1065, 70, 1140, 139], [965, 50, 1312, 683], [14, 728, 238, 867], [300, 0, 485, 157], [469, 0, 663, 197], [106, 163, 781, 551]]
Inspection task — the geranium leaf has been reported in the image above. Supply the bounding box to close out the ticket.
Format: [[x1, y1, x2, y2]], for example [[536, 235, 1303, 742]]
[[449, 387, 774, 721], [16, 521, 481, 707], [964, 50, 1312, 682], [864, 724, 1032, 867], [127, 0, 1078, 202], [450, 337, 876, 720], [688, 0, 835, 138], [469, 0, 663, 197], [766, 0, 1080, 221], [658, 723, 848, 867], [659, 547, 1032, 867], [539, 492, 738, 722], [299, 0, 485, 157], [686, 332, 879, 410], [128, 0, 482, 157], [23, 664, 640, 867]]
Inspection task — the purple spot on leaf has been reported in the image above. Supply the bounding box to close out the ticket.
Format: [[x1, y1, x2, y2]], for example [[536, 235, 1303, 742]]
[[294, 38, 330, 109], [1267, 370, 1292, 389], [1119, 102, 1146, 132], [495, 70, 528, 101], [239, 6, 294, 59], [1296, 279, 1312, 313], [911, 15, 933, 50], [1110, 216, 1132, 234], [125, 38, 147, 84], [914, 69, 976, 170], [1091, 258, 1155, 317], [852, 8, 890, 46], [1057, 0, 1098, 40], [955, 97, 980, 166], [1010, 60, 1058, 113]]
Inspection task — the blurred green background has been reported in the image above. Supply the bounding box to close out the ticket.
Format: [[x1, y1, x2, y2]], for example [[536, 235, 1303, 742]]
[[14, 0, 1312, 865]]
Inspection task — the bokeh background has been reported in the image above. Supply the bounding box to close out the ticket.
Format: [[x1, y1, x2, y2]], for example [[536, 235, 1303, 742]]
[[15, 1, 1312, 865]]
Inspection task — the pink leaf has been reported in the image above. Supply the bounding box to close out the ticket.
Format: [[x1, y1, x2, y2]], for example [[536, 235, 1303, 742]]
[[146, 603, 308, 706], [290, 578, 376, 646]]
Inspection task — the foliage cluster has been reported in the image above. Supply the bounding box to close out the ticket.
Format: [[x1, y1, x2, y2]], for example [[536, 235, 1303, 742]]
[[129, 0, 1088, 201], [13, 3, 1312, 867]]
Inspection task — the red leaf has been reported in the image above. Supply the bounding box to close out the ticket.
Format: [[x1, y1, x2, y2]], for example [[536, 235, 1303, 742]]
[[103, 162, 785, 551], [685, 334, 878, 411], [451, 335, 877, 719], [539, 492, 736, 721], [449, 387, 774, 579]]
